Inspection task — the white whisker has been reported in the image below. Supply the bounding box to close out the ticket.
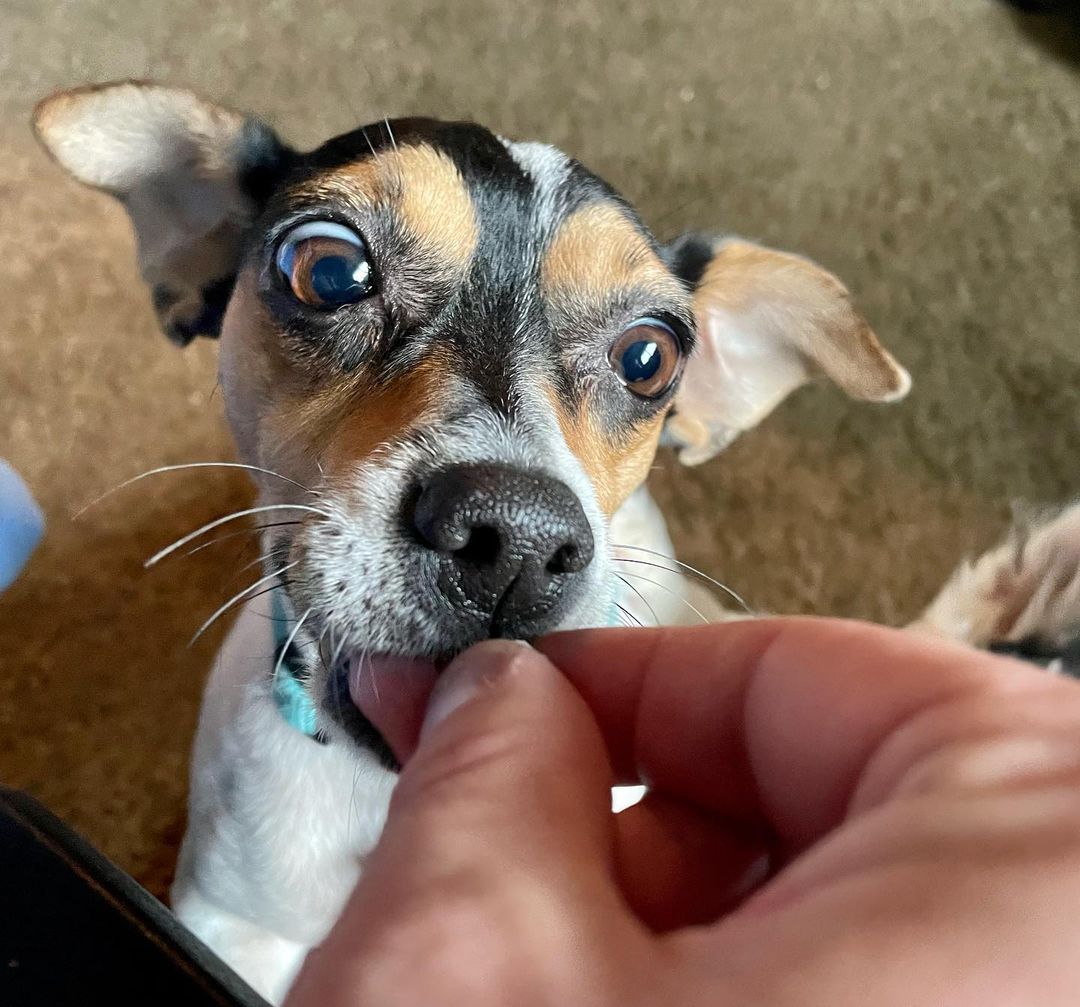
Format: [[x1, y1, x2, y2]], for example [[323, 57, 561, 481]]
[[612, 547, 752, 614], [614, 574, 660, 627], [618, 570, 710, 624], [243, 583, 297, 619], [331, 623, 351, 672], [145, 505, 331, 568], [234, 550, 277, 577], [367, 649, 381, 707], [273, 606, 312, 685], [74, 461, 315, 518], [179, 520, 302, 560], [314, 623, 331, 684], [339, 625, 365, 842], [614, 601, 643, 628], [189, 562, 299, 644], [360, 125, 379, 161]]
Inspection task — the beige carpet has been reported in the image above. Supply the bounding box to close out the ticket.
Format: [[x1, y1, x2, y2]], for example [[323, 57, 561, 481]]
[[1, 0, 1078, 895]]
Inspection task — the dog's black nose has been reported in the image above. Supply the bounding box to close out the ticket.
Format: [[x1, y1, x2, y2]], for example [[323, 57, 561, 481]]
[[412, 463, 594, 636]]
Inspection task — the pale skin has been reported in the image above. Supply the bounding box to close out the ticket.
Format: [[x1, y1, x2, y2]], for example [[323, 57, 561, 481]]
[[285, 619, 1080, 1006]]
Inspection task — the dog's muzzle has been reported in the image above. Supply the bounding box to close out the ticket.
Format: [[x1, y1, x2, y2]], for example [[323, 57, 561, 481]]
[[411, 463, 595, 640]]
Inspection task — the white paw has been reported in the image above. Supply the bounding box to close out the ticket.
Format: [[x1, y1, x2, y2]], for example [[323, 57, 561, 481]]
[[912, 503, 1080, 658]]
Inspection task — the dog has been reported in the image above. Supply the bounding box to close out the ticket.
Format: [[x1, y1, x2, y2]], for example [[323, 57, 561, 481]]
[[34, 80, 912, 1002]]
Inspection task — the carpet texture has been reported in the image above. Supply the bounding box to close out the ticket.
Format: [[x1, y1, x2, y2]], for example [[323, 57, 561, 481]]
[[1, 0, 1078, 895]]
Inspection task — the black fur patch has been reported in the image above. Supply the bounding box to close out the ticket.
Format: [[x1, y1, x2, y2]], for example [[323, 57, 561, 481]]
[[151, 284, 180, 314], [989, 634, 1080, 677], [661, 231, 720, 289], [238, 119, 297, 206], [162, 275, 237, 346]]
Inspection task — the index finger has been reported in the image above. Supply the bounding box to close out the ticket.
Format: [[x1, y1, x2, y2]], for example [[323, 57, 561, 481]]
[[536, 617, 1043, 846]]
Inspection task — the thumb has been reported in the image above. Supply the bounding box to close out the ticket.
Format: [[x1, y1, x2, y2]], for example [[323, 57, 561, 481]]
[[287, 641, 635, 1006]]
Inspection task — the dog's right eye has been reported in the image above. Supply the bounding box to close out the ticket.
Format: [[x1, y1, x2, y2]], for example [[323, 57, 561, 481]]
[[276, 221, 375, 309], [609, 318, 683, 399]]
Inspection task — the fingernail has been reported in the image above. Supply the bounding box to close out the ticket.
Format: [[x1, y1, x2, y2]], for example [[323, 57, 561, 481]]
[[420, 640, 532, 740]]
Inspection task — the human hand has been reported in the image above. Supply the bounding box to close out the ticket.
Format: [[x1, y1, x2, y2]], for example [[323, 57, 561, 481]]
[[286, 619, 1080, 1006]]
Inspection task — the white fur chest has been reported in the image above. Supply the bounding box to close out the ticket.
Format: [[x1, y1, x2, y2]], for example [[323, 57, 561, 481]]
[[173, 590, 397, 946]]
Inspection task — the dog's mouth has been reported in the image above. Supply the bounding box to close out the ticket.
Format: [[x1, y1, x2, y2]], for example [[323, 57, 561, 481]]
[[341, 651, 443, 763], [315, 636, 470, 767]]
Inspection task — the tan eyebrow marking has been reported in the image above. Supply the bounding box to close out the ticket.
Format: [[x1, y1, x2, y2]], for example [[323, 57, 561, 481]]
[[393, 145, 479, 270], [291, 143, 479, 271], [541, 201, 686, 308]]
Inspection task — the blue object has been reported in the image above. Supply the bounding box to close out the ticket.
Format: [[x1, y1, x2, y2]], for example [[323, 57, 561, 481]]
[[270, 588, 321, 739], [0, 460, 44, 591]]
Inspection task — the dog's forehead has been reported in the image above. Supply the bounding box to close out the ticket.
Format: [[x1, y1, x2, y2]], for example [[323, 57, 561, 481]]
[[286, 118, 684, 306]]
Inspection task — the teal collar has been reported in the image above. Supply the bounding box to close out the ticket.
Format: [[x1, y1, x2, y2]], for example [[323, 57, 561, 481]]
[[269, 586, 623, 740], [270, 590, 323, 741]]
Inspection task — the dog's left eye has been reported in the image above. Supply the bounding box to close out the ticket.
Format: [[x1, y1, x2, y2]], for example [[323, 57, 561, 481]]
[[276, 221, 375, 309], [609, 318, 683, 399]]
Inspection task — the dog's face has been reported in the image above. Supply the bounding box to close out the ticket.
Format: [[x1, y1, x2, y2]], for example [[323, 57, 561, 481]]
[[35, 82, 909, 751], [214, 118, 696, 660]]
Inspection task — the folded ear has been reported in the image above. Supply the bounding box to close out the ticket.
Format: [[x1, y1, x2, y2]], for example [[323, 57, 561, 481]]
[[661, 233, 911, 465], [33, 81, 294, 345]]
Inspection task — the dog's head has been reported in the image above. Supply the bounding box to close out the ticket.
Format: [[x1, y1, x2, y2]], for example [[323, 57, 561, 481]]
[[35, 82, 909, 748]]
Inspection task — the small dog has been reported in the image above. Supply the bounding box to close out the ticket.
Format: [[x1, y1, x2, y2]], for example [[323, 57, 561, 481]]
[[35, 81, 911, 1001]]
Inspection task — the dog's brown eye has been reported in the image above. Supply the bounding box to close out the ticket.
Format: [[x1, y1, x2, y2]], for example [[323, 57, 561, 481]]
[[276, 221, 374, 309], [609, 318, 683, 398]]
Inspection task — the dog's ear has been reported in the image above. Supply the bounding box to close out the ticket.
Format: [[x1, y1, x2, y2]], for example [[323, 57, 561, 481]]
[[661, 233, 910, 465], [33, 81, 294, 346]]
